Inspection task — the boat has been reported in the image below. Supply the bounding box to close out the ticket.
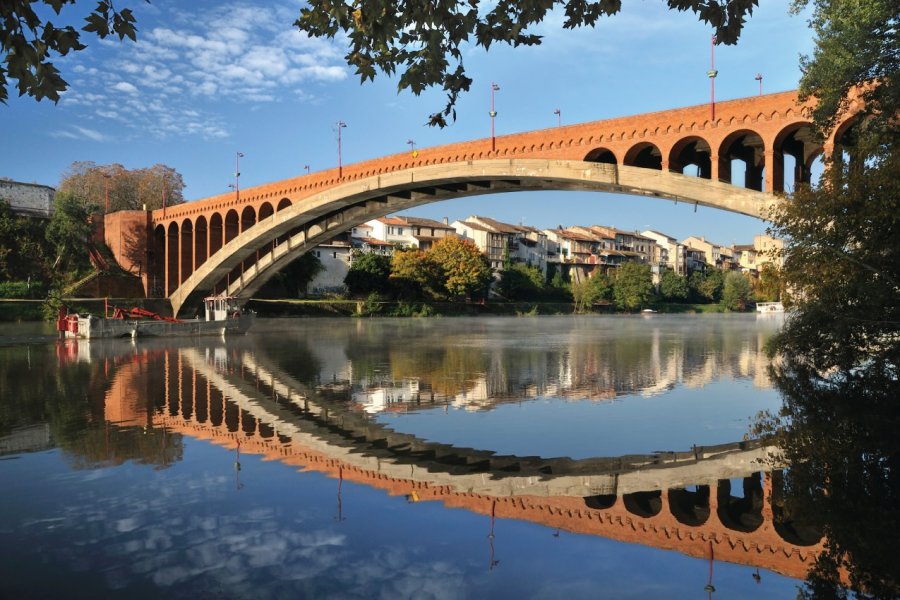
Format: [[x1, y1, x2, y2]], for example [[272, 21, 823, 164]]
[[755, 301, 785, 313], [56, 296, 255, 339]]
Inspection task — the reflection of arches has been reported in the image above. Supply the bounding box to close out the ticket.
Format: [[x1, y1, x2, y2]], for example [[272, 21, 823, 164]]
[[624, 490, 662, 518], [669, 136, 711, 178], [584, 147, 617, 164], [718, 130, 765, 191], [770, 470, 824, 546], [668, 486, 710, 526], [772, 122, 821, 192], [716, 473, 764, 532], [583, 494, 617, 510], [624, 142, 662, 170], [166, 222, 179, 296]]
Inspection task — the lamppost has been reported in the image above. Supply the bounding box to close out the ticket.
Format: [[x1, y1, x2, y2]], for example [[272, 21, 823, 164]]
[[708, 34, 718, 121], [336, 121, 347, 178], [490, 82, 500, 152], [553, 108, 561, 128], [407, 138, 417, 158], [755, 73, 763, 96], [304, 164, 310, 175], [234, 151, 244, 202]]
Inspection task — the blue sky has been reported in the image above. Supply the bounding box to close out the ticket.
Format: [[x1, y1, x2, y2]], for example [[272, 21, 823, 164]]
[[1, 0, 815, 244]]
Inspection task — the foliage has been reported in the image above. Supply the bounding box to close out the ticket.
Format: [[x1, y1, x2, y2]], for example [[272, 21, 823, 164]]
[[752, 263, 783, 302], [611, 262, 653, 311], [0, 199, 53, 282], [792, 0, 900, 143], [659, 269, 689, 300], [0, 279, 45, 298], [689, 269, 723, 303], [344, 251, 393, 297], [256, 252, 324, 298], [427, 236, 492, 299], [390, 248, 441, 300], [720, 271, 751, 311], [768, 146, 899, 372], [58, 161, 185, 213], [296, 0, 759, 126], [0, 0, 141, 104], [571, 271, 611, 313], [498, 263, 546, 301], [45, 191, 94, 280]]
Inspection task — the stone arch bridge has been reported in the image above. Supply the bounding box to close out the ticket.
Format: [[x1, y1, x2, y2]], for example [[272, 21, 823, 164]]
[[103, 89, 857, 316]]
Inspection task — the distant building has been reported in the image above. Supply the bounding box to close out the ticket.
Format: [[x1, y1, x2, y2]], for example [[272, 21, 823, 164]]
[[753, 234, 785, 268], [365, 215, 456, 250], [0, 179, 54, 218], [642, 230, 687, 275], [455, 215, 548, 274]]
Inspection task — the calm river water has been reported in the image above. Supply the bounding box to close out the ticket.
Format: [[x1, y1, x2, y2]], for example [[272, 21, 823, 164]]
[[0, 314, 814, 599]]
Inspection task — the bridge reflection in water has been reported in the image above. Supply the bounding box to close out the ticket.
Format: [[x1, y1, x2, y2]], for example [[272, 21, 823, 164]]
[[89, 337, 822, 581]]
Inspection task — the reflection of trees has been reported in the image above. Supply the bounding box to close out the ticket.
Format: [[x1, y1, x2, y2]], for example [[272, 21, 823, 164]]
[[61, 424, 182, 470], [764, 358, 899, 599]]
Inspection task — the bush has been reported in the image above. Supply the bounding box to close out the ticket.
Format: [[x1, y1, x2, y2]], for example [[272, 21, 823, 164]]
[[0, 280, 46, 299]]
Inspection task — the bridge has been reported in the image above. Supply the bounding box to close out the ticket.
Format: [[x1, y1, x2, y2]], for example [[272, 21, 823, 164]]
[[89, 337, 824, 579], [102, 89, 859, 316]]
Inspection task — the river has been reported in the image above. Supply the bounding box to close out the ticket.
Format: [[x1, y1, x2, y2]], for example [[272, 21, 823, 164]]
[[0, 314, 818, 599]]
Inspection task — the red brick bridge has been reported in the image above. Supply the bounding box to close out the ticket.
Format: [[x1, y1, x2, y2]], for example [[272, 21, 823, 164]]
[[103, 89, 858, 316]]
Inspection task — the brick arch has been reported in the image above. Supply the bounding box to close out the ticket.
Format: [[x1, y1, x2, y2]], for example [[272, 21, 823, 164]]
[[584, 147, 618, 164], [669, 135, 712, 178], [194, 215, 208, 269], [624, 141, 663, 170], [277, 198, 292, 211], [772, 120, 821, 192], [718, 128, 766, 191]]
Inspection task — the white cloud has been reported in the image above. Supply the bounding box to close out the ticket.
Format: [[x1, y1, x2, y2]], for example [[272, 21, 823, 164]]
[[58, 1, 350, 141], [51, 125, 111, 142]]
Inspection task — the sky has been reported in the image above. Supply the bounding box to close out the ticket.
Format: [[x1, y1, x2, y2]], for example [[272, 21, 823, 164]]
[[1, 0, 817, 245]]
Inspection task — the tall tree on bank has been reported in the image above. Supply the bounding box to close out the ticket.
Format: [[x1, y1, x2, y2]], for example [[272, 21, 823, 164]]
[[428, 237, 492, 299], [612, 262, 653, 311], [58, 162, 185, 213], [295, 0, 759, 126]]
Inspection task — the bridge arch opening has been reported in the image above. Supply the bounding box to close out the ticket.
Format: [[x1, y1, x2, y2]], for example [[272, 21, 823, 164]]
[[151, 224, 166, 297], [277, 198, 292, 211], [180, 219, 193, 284], [583, 147, 617, 164], [718, 130, 765, 191], [623, 490, 663, 518], [769, 470, 824, 546], [716, 473, 764, 533], [773, 122, 822, 193], [166, 222, 179, 295], [668, 485, 711, 526], [259, 202, 275, 221], [669, 136, 712, 178], [225, 210, 240, 244], [583, 494, 617, 510], [623, 143, 662, 170], [194, 216, 208, 269], [209, 213, 224, 255]]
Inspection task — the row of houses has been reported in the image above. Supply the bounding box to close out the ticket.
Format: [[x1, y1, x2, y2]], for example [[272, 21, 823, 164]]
[[307, 214, 784, 294]]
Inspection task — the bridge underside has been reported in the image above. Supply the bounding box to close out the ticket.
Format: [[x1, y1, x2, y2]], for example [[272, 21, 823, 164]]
[[169, 160, 778, 316]]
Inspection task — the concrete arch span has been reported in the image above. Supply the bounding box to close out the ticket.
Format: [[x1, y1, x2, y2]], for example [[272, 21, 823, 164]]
[[170, 159, 777, 316]]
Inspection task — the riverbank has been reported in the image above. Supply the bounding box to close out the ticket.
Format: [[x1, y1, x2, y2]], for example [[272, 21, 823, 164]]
[[0, 298, 731, 322]]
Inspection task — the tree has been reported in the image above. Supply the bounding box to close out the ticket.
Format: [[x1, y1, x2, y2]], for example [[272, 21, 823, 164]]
[[344, 251, 392, 297], [659, 269, 689, 301], [752, 263, 783, 302], [611, 262, 653, 311], [572, 271, 611, 312], [0, 199, 53, 282], [296, 0, 759, 126], [1, 1, 141, 104], [427, 236, 492, 299], [256, 252, 324, 298], [390, 248, 441, 299], [694, 269, 723, 303], [498, 263, 546, 301], [45, 191, 94, 279], [720, 271, 751, 311], [58, 161, 185, 213]]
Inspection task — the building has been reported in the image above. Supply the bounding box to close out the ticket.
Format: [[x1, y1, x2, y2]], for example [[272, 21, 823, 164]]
[[642, 230, 687, 275], [364, 215, 456, 250], [307, 233, 353, 295], [681, 236, 730, 271], [455, 215, 548, 274], [753, 234, 785, 268], [0, 179, 54, 218]]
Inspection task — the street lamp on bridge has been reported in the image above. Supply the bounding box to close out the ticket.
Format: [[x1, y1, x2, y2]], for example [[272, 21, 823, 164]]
[[407, 138, 418, 158], [336, 121, 347, 178], [234, 151, 244, 202], [553, 108, 561, 128], [708, 34, 718, 122], [304, 164, 310, 175], [490, 82, 500, 152], [755, 73, 763, 96]]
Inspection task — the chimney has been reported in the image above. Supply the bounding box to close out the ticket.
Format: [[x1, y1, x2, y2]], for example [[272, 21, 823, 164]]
[[442, 216, 449, 225]]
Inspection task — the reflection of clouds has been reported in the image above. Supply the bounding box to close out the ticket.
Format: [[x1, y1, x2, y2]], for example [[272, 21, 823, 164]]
[[10, 469, 465, 599]]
